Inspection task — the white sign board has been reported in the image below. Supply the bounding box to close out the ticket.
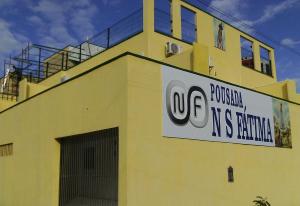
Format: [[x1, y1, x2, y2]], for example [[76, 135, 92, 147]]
[[162, 66, 292, 148]]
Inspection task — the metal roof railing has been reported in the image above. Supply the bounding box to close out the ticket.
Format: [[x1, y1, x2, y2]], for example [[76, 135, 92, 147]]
[[0, 8, 143, 101]]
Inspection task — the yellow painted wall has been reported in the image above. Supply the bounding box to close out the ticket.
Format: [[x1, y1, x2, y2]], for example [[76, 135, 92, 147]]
[[0, 0, 299, 205], [126, 55, 300, 206], [155, 0, 277, 88], [0, 57, 130, 206], [0, 53, 299, 206], [0, 99, 15, 111]]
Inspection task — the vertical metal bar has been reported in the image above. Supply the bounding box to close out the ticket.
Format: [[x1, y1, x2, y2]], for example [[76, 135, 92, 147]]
[[29, 72, 32, 83], [27, 42, 30, 61], [46, 62, 49, 78], [38, 48, 41, 82], [79, 44, 82, 62], [21, 49, 24, 69], [6, 78, 8, 100], [107, 28, 111, 48], [16, 72, 19, 99], [61, 52, 65, 71], [269, 60, 272, 76], [1, 61, 3, 100], [65, 52, 69, 70]]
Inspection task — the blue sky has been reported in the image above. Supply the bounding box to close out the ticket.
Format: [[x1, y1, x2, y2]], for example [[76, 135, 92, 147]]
[[0, 0, 299, 92]]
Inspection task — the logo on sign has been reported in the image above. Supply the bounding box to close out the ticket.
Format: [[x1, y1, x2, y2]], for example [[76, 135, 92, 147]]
[[166, 80, 209, 128]]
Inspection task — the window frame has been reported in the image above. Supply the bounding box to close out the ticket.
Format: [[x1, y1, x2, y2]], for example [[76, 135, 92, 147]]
[[154, 0, 173, 36], [240, 36, 255, 70], [180, 6, 197, 43], [259, 46, 273, 77]]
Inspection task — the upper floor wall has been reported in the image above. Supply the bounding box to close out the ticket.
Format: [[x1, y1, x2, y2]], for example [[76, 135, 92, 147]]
[[145, 0, 277, 88], [1, 0, 299, 111]]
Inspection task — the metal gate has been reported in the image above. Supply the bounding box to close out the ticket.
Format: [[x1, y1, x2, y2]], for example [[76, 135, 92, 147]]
[[58, 128, 118, 206]]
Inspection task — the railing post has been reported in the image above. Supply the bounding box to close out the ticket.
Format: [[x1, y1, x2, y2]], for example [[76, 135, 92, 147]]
[[46, 62, 49, 78], [107, 28, 110, 48], [27, 42, 30, 60], [21, 49, 24, 69], [38, 48, 41, 81], [79, 44, 82, 62], [6, 78, 9, 100], [16, 73, 19, 100], [61, 52, 65, 71], [65, 52, 69, 70]]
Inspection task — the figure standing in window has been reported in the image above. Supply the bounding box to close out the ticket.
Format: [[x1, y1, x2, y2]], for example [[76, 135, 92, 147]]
[[217, 23, 224, 50]]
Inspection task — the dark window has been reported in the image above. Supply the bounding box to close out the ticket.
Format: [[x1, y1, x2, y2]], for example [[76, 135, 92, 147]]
[[260, 46, 272, 76], [0, 143, 13, 157], [155, 0, 172, 35], [228, 166, 234, 183], [59, 128, 118, 206], [240, 37, 254, 69], [181, 7, 197, 43]]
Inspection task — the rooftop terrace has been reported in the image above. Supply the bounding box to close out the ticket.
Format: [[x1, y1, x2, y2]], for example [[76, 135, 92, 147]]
[[1, 0, 297, 106], [0, 8, 143, 101]]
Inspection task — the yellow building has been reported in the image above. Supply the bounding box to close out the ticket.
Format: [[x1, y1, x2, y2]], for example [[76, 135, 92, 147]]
[[0, 1, 300, 206]]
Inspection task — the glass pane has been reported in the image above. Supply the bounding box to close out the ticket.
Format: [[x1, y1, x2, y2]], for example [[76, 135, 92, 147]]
[[155, 0, 172, 35], [260, 47, 272, 76], [240, 37, 254, 69], [181, 7, 196, 43]]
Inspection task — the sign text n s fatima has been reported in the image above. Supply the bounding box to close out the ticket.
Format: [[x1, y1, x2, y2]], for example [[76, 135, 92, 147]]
[[162, 66, 292, 148]]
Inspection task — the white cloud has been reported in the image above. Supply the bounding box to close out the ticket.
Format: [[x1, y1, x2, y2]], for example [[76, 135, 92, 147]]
[[0, 0, 99, 75], [209, 0, 300, 35], [39, 36, 65, 48], [0, 19, 27, 56], [210, 0, 247, 19], [30, 0, 73, 47], [0, 20, 19, 54], [281, 38, 300, 48], [209, 0, 255, 34], [31, 0, 66, 24], [29, 0, 98, 47], [69, 6, 98, 39], [27, 15, 44, 26], [0, 0, 12, 7], [49, 25, 77, 45], [254, 0, 300, 24], [72, 0, 91, 7], [231, 19, 255, 34], [0, 19, 28, 76], [102, 0, 121, 7]]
